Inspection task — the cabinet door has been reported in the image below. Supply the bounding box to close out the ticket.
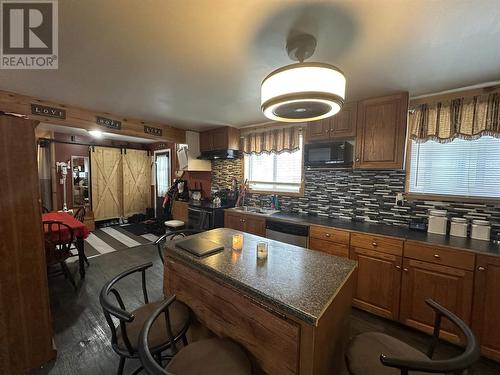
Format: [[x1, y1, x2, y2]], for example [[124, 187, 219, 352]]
[[472, 255, 500, 361], [350, 247, 402, 320], [306, 120, 330, 142], [211, 128, 228, 150], [0, 116, 55, 373], [244, 216, 266, 237], [224, 212, 244, 231], [400, 258, 473, 343], [309, 238, 349, 258], [330, 102, 357, 138], [199, 130, 212, 152], [355, 92, 408, 169]]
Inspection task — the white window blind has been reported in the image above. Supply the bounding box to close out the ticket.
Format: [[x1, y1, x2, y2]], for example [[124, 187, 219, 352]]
[[408, 136, 500, 199], [244, 138, 303, 193]]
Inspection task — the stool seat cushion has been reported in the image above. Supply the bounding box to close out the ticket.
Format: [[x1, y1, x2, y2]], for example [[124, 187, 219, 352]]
[[117, 300, 189, 352], [166, 338, 252, 375], [164, 220, 185, 228], [346, 332, 443, 375]]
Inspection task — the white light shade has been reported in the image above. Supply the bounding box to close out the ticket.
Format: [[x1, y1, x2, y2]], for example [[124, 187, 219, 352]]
[[88, 130, 103, 138], [261, 63, 346, 122]]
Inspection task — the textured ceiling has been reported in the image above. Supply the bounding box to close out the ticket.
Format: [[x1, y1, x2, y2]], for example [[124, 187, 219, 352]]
[[1, 0, 499, 130]]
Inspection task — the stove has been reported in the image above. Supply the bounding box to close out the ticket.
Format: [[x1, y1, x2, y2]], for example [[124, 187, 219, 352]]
[[187, 199, 235, 230]]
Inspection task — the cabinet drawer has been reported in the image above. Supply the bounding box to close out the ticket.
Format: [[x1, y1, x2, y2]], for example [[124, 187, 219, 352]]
[[309, 238, 349, 258], [404, 241, 475, 271], [310, 225, 350, 245], [350, 232, 403, 256]]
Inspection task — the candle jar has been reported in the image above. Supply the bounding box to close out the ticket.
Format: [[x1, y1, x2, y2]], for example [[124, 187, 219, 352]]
[[232, 233, 243, 251], [256, 241, 268, 259]]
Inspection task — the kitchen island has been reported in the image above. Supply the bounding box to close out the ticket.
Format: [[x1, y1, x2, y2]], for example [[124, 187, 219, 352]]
[[163, 228, 357, 375]]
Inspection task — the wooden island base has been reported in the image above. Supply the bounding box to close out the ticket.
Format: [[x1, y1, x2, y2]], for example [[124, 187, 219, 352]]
[[164, 258, 354, 375]]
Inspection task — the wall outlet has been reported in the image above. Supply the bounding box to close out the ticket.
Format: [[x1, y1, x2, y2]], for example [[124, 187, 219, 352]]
[[396, 192, 405, 206]]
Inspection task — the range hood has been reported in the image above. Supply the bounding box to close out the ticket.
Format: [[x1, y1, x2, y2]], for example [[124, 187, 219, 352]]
[[198, 149, 241, 160]]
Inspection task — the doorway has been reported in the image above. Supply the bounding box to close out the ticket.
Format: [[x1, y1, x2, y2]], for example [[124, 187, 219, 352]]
[[154, 149, 171, 217]]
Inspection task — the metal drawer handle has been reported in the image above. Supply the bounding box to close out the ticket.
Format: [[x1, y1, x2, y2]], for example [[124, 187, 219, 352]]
[[396, 265, 401, 270], [325, 233, 331, 237], [372, 242, 378, 247], [434, 254, 441, 259], [478, 266, 486, 271], [403, 268, 409, 272]]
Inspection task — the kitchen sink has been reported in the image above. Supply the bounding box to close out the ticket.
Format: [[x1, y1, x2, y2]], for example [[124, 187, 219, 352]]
[[234, 206, 280, 216]]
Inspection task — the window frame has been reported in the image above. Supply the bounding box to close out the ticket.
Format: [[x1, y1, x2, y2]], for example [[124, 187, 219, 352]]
[[243, 147, 305, 197], [404, 138, 500, 204]]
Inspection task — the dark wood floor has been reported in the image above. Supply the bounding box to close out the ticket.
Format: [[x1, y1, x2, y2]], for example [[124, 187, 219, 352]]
[[34, 244, 500, 375]]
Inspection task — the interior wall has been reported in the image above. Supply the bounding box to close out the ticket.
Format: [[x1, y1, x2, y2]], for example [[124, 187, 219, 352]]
[[211, 159, 500, 240], [51, 132, 151, 210]]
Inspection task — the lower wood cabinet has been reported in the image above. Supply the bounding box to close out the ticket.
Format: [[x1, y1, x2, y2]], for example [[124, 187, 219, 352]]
[[309, 225, 350, 258], [224, 211, 266, 237], [224, 211, 244, 231], [399, 258, 474, 343], [350, 247, 402, 320], [245, 215, 266, 236], [472, 255, 500, 361], [310, 238, 349, 258]]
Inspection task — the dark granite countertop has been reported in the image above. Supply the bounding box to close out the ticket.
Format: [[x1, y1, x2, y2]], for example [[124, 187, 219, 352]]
[[165, 228, 357, 326], [225, 208, 500, 257]]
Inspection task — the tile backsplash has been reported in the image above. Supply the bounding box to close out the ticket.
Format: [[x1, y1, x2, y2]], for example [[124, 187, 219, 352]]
[[211, 159, 500, 240]]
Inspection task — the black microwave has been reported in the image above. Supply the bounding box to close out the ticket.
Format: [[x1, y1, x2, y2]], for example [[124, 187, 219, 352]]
[[304, 141, 353, 167]]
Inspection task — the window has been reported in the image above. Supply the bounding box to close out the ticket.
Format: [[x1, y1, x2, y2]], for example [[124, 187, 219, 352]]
[[244, 138, 303, 194], [408, 136, 500, 199]]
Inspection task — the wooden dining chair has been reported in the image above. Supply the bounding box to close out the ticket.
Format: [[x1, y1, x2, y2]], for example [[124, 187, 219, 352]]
[[43, 220, 77, 290], [73, 206, 86, 222], [138, 296, 252, 375], [42, 206, 50, 213], [67, 206, 90, 266], [99, 262, 191, 375]]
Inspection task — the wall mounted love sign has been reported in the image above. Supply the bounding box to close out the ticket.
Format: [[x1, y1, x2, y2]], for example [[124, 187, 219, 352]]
[[96, 116, 121, 130], [31, 104, 66, 119]]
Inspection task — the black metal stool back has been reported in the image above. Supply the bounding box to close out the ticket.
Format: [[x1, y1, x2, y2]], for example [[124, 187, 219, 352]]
[[99, 262, 153, 357], [380, 299, 480, 374], [154, 229, 203, 264]]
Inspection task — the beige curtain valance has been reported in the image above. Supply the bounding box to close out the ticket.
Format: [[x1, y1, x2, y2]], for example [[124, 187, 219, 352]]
[[241, 125, 301, 155], [409, 93, 500, 143]]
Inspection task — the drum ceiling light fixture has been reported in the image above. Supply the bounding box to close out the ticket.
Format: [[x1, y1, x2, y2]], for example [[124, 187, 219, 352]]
[[261, 34, 346, 122]]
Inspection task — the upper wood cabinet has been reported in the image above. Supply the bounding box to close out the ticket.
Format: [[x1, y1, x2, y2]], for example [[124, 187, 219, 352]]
[[200, 126, 240, 152], [472, 255, 500, 362], [305, 102, 357, 142], [331, 101, 357, 138], [355, 92, 408, 169]]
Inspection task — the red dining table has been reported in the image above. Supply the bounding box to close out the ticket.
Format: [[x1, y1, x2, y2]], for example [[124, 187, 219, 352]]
[[42, 212, 90, 279]]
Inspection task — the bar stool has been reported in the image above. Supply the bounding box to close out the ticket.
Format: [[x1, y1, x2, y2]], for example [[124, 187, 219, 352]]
[[100, 263, 191, 375], [345, 299, 479, 375], [139, 296, 253, 375], [164, 219, 185, 232]]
